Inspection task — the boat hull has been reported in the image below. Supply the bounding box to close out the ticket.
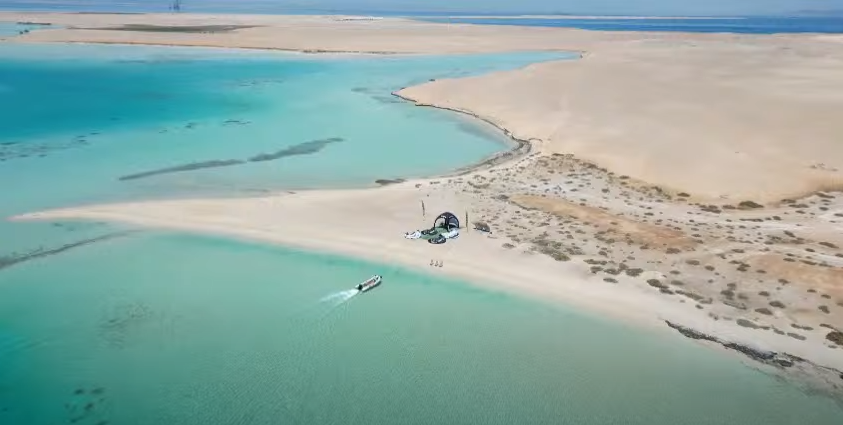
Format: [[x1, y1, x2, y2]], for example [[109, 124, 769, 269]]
[[356, 275, 382, 292]]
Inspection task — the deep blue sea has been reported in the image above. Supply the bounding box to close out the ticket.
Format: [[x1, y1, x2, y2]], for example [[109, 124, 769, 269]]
[[419, 16, 843, 34]]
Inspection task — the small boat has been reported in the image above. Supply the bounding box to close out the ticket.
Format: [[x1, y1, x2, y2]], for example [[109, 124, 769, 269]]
[[355, 275, 382, 292]]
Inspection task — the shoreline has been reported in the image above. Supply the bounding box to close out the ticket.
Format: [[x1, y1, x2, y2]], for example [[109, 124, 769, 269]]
[[4, 11, 843, 400], [12, 180, 843, 400], [2, 38, 579, 59], [4, 39, 414, 55], [391, 91, 536, 177], [11, 82, 843, 395]]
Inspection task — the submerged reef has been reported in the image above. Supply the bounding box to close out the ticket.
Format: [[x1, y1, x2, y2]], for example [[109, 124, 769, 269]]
[[0, 231, 136, 272], [0, 133, 97, 162], [119, 159, 245, 181], [247, 137, 343, 162], [118, 137, 344, 181], [66, 386, 108, 425], [100, 302, 156, 349]]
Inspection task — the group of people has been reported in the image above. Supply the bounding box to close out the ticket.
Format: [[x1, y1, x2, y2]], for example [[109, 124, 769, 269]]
[[429, 259, 444, 268]]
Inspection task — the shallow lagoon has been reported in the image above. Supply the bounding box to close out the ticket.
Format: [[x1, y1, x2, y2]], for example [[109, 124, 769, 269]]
[[0, 44, 567, 254], [1, 44, 842, 424], [1, 232, 842, 424], [1, 44, 568, 209], [0, 22, 55, 38]]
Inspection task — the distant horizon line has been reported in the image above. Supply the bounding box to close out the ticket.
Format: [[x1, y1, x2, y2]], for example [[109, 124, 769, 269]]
[[1, 6, 842, 18]]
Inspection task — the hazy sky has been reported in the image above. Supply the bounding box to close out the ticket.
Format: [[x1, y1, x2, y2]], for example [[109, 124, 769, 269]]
[[2, 0, 843, 15]]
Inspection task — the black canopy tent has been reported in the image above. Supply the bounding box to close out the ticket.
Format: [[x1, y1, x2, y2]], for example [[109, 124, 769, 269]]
[[433, 212, 460, 231]]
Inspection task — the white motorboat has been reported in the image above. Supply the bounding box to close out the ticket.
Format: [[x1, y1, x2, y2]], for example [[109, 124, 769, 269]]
[[355, 275, 382, 292]]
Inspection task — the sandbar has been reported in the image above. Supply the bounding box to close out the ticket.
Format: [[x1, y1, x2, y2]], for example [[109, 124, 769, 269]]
[[4, 11, 843, 398], [3, 11, 843, 201]]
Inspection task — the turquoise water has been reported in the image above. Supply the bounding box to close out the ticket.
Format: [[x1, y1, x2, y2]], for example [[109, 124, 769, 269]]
[[0, 22, 54, 38], [1, 43, 842, 424], [1, 44, 567, 212], [0, 44, 567, 255], [1, 232, 842, 425]]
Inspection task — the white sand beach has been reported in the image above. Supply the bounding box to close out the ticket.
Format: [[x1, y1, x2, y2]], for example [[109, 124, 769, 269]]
[[4, 11, 843, 395], [13, 160, 843, 394], [13, 179, 843, 367]]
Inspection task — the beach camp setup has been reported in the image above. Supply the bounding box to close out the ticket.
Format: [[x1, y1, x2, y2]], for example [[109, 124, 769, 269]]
[[404, 212, 461, 244]]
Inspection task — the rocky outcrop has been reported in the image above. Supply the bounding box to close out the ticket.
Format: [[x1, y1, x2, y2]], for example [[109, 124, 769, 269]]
[[665, 321, 843, 400], [374, 178, 406, 186]]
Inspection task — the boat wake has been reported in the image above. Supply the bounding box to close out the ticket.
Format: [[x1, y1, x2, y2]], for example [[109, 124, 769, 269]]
[[284, 288, 361, 326], [320, 289, 360, 306], [312, 289, 360, 321]]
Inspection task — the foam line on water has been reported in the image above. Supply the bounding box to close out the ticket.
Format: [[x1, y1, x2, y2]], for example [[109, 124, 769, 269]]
[[313, 290, 359, 324], [284, 289, 359, 324], [320, 289, 360, 306]]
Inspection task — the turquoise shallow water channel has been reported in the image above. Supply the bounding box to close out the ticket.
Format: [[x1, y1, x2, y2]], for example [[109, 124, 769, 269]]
[[0, 43, 565, 255], [1, 43, 842, 424], [2, 233, 842, 424], [0, 43, 561, 210]]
